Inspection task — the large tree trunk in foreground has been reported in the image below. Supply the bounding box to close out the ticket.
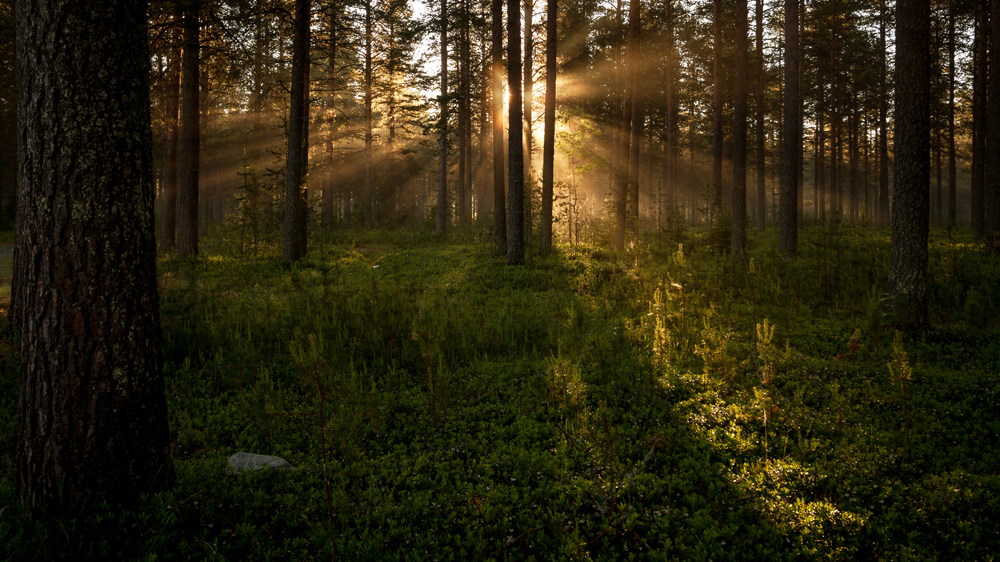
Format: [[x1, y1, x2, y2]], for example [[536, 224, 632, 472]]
[[889, 0, 931, 327], [283, 0, 310, 261], [177, 4, 200, 257], [14, 0, 173, 517]]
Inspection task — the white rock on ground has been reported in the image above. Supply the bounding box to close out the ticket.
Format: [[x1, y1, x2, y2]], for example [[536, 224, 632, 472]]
[[227, 452, 297, 473]]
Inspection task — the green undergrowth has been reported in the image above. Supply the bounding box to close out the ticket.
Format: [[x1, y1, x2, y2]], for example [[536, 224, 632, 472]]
[[1, 224, 999, 561]]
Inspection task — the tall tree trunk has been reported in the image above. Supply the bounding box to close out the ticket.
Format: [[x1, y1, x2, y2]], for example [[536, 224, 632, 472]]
[[947, 4, 956, 229], [890, 0, 931, 327], [732, 0, 747, 258], [626, 0, 640, 237], [779, 0, 799, 255], [987, 0, 1000, 242], [492, 0, 506, 252], [283, 0, 310, 261], [14, 0, 172, 517], [797, 0, 805, 222], [459, 0, 471, 229], [523, 0, 534, 242], [508, 0, 525, 264], [162, 32, 180, 250], [755, 0, 765, 231], [849, 90, 858, 223], [666, 0, 676, 228], [323, 6, 337, 231], [478, 44, 491, 223], [711, 0, 723, 219], [831, 29, 840, 223], [540, 0, 557, 254], [437, 0, 449, 236], [972, 0, 988, 240], [817, 81, 826, 222], [178, 4, 200, 256], [879, 0, 890, 228], [610, 0, 623, 208], [364, 0, 374, 227]]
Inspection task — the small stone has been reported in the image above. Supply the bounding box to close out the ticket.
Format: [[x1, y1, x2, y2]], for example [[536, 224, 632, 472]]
[[227, 452, 297, 473]]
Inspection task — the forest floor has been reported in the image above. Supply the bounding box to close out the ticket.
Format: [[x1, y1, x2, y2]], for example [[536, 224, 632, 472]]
[[1, 223, 999, 561]]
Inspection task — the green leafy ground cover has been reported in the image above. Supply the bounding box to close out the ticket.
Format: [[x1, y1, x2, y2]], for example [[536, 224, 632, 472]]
[[1, 225, 999, 561]]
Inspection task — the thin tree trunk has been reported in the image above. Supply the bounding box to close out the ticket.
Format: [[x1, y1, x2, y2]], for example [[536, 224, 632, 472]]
[[732, 0, 747, 257], [508, 0, 525, 263], [364, 0, 374, 227], [178, 5, 200, 256], [492, 0, 506, 251], [523, 0, 534, 243], [779, 0, 799, 255], [831, 28, 840, 223], [478, 43, 491, 223], [756, 0, 765, 231], [818, 81, 826, 222], [437, 0, 449, 236], [459, 0, 471, 229], [797, 0, 805, 222], [540, 0, 557, 254], [879, 0, 890, 228], [947, 4, 956, 229], [711, 0, 723, 219], [849, 90, 858, 223], [666, 0, 676, 228], [987, 0, 1000, 242], [162, 33, 180, 250], [324, 6, 337, 230], [14, 0, 172, 516], [972, 0, 987, 239], [626, 0, 640, 237]]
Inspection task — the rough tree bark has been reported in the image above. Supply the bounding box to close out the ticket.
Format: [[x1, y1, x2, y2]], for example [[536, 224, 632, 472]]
[[283, 0, 310, 261], [14, 0, 173, 517], [889, 0, 931, 327]]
